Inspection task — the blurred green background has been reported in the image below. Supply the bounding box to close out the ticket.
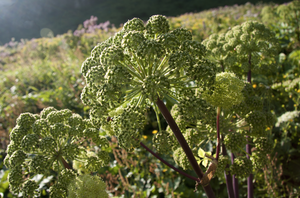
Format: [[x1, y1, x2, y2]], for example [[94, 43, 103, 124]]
[[0, 0, 288, 44]]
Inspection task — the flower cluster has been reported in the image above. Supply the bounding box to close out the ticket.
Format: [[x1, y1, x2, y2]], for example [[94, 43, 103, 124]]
[[4, 107, 109, 197], [67, 174, 108, 198], [80, 15, 217, 153], [202, 20, 279, 75], [230, 156, 253, 178], [74, 16, 111, 37], [202, 21, 279, 178], [203, 72, 244, 109]]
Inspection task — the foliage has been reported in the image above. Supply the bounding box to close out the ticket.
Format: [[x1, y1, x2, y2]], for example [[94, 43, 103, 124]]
[[0, 0, 288, 44], [1, 1, 300, 197], [3, 108, 110, 197]]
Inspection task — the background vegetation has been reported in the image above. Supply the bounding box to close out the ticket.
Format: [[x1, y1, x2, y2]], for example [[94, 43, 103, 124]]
[[0, 0, 289, 44]]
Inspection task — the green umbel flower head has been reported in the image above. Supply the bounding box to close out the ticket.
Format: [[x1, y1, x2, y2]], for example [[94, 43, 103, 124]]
[[202, 21, 279, 75], [81, 15, 214, 150], [203, 72, 244, 109], [4, 109, 109, 197]]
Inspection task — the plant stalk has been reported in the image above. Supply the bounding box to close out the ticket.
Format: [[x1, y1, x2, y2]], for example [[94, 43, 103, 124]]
[[221, 135, 235, 198], [155, 97, 216, 198], [216, 107, 221, 160], [140, 142, 200, 182], [231, 153, 239, 198], [60, 156, 72, 169], [247, 56, 253, 198]]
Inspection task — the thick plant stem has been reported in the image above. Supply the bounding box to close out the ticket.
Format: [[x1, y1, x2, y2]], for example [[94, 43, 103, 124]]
[[60, 156, 72, 169], [231, 153, 239, 198], [140, 142, 200, 182], [216, 107, 221, 161], [247, 58, 253, 198], [156, 97, 216, 198], [246, 137, 253, 198], [221, 136, 234, 198]]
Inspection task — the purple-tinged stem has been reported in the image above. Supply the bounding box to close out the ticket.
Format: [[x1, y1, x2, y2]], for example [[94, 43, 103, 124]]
[[247, 55, 253, 198], [140, 142, 199, 182], [231, 153, 239, 198], [221, 136, 234, 198], [246, 137, 253, 198], [61, 156, 72, 169], [156, 97, 216, 198], [216, 107, 221, 161]]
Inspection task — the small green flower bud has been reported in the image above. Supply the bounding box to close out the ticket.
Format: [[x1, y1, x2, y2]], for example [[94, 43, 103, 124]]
[[68, 114, 83, 127], [170, 28, 192, 42], [50, 123, 70, 139], [32, 119, 50, 136], [216, 155, 230, 177], [203, 72, 244, 109], [6, 141, 20, 155], [22, 179, 38, 197], [40, 137, 57, 153], [92, 135, 109, 147], [184, 128, 203, 147], [91, 42, 112, 62], [230, 156, 252, 178], [123, 18, 145, 31], [47, 111, 64, 124], [29, 155, 50, 174], [153, 130, 170, 154], [136, 39, 165, 58], [251, 152, 268, 169], [254, 137, 273, 154], [16, 113, 36, 131], [62, 144, 80, 160], [245, 111, 267, 137], [3, 154, 10, 168], [83, 128, 98, 139], [224, 132, 246, 153], [9, 150, 27, 169], [58, 169, 77, 187], [10, 125, 28, 144], [173, 147, 192, 170], [49, 183, 67, 198], [67, 175, 108, 198], [146, 15, 170, 36], [21, 134, 39, 152], [81, 57, 98, 77], [100, 45, 124, 66], [122, 31, 146, 53], [8, 167, 23, 187], [40, 107, 57, 119]]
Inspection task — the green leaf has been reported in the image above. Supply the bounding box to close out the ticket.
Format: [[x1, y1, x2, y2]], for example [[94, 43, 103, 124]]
[[196, 158, 202, 165], [174, 176, 181, 190], [198, 148, 205, 158], [202, 159, 209, 167]]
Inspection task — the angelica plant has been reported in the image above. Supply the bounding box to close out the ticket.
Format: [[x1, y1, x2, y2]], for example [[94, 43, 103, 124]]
[[203, 21, 279, 198], [80, 13, 277, 197], [81, 15, 220, 197], [5, 14, 281, 198], [4, 107, 110, 197]]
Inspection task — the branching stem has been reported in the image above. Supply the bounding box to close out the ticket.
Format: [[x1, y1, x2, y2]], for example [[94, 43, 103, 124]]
[[155, 96, 216, 198], [139, 142, 199, 182], [60, 156, 72, 169], [221, 135, 235, 198]]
